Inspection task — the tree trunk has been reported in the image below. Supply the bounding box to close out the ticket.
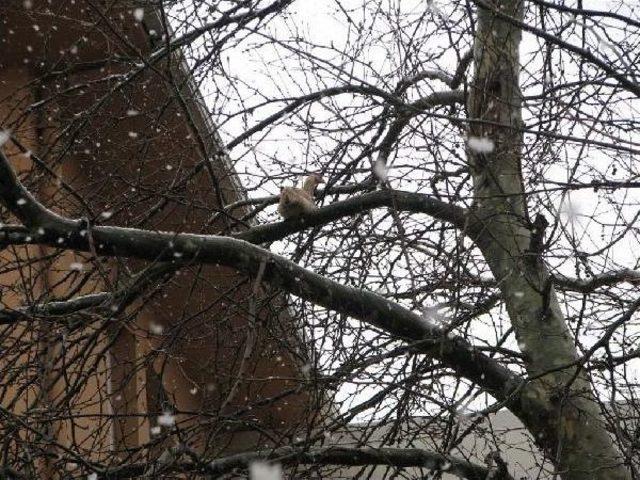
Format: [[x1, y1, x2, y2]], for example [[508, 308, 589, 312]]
[[466, 1, 630, 479]]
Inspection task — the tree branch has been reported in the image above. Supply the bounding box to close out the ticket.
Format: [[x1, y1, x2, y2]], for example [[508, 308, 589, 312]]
[[0, 148, 528, 422], [236, 189, 468, 244], [99, 445, 514, 480], [473, 0, 640, 98], [553, 270, 640, 293]]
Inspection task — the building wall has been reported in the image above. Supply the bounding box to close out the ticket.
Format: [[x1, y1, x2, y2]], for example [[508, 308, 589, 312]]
[[0, 1, 313, 474], [330, 410, 553, 479]]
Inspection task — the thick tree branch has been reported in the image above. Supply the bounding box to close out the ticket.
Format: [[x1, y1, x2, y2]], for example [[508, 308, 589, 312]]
[[466, 1, 631, 478], [554, 270, 640, 293], [217, 179, 376, 214], [236, 189, 468, 244], [99, 445, 513, 480], [0, 148, 530, 423]]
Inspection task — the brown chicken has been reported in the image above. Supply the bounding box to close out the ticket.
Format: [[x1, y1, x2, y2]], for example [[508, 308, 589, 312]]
[[277, 173, 325, 219]]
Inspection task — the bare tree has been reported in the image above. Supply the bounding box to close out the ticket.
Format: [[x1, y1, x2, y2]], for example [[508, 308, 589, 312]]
[[0, 0, 638, 479]]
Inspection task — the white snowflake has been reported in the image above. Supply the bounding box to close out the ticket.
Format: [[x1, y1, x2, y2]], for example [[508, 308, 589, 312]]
[[0, 130, 11, 147], [150, 426, 161, 435], [128, 131, 138, 139], [133, 8, 144, 22], [373, 157, 388, 182], [599, 39, 614, 52], [467, 136, 495, 153], [149, 322, 164, 335], [422, 305, 446, 323], [100, 210, 113, 220], [69, 262, 84, 271], [88, 473, 98, 480], [249, 461, 283, 480], [157, 411, 175, 427], [16, 198, 26, 206], [561, 200, 581, 223], [426, 0, 444, 18]]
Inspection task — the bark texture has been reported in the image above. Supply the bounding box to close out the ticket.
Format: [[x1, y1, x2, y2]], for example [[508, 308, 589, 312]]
[[467, 1, 630, 479]]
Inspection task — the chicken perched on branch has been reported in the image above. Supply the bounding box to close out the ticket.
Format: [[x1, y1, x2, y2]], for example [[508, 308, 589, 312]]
[[277, 173, 324, 220]]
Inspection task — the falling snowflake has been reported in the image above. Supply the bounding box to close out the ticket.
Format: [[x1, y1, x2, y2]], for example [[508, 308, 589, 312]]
[[126, 109, 139, 116], [599, 39, 614, 52], [150, 426, 161, 435], [0, 130, 11, 147], [87, 473, 98, 480], [133, 8, 144, 21], [422, 305, 446, 323], [373, 157, 388, 182], [190, 386, 198, 395], [69, 262, 84, 271], [16, 198, 26, 206], [561, 200, 581, 223], [100, 211, 113, 220], [128, 131, 138, 139], [467, 136, 495, 153], [157, 411, 175, 427], [249, 461, 283, 480], [426, 0, 444, 18], [149, 322, 164, 335]]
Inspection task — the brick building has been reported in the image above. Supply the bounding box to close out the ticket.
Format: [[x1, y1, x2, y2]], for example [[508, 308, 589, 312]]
[[0, 1, 314, 475]]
